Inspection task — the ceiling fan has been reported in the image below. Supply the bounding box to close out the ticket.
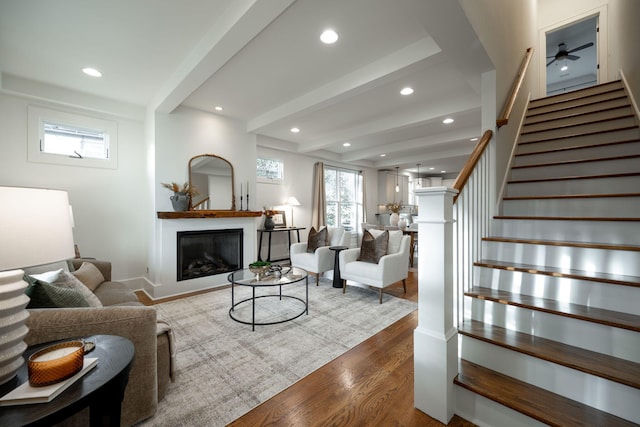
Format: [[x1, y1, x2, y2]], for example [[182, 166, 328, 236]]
[[546, 42, 594, 67]]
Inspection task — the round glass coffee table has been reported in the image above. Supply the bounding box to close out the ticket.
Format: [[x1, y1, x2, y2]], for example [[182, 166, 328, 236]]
[[228, 266, 308, 331]]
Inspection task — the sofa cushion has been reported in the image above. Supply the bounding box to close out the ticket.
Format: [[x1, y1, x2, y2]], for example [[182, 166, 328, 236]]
[[357, 229, 388, 263], [71, 261, 105, 291], [23, 261, 70, 276], [369, 229, 403, 254], [24, 275, 90, 308], [30, 269, 103, 308], [94, 281, 141, 306], [306, 226, 328, 253]]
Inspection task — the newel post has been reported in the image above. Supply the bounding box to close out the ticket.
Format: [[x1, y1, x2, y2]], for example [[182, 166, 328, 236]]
[[413, 186, 458, 423]]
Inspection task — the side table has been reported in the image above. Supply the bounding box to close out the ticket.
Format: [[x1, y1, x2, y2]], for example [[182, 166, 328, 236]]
[[0, 334, 134, 427], [329, 246, 349, 288]]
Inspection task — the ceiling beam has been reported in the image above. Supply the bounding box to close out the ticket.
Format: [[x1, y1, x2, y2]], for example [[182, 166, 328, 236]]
[[152, 0, 295, 113], [246, 37, 441, 133]]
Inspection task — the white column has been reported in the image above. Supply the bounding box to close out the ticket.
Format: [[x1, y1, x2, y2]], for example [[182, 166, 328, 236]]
[[413, 186, 458, 423]]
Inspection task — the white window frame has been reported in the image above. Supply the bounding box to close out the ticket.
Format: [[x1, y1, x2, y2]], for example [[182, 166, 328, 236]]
[[324, 166, 364, 234], [27, 106, 118, 169], [256, 156, 284, 183]]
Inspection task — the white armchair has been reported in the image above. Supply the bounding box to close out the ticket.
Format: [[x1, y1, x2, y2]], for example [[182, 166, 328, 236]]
[[339, 230, 410, 303], [290, 227, 349, 283]]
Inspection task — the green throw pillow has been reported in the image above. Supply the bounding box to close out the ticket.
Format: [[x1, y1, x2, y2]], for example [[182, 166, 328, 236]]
[[24, 275, 90, 308], [357, 229, 389, 263], [306, 226, 328, 253]]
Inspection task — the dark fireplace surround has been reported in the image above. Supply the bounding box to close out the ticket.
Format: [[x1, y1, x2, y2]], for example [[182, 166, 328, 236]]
[[177, 229, 243, 281]]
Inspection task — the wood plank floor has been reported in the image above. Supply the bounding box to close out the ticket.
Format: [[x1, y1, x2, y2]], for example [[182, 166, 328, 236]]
[[138, 269, 475, 426]]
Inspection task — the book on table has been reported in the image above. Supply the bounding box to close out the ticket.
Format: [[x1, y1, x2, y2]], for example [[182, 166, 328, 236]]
[[0, 357, 98, 406]]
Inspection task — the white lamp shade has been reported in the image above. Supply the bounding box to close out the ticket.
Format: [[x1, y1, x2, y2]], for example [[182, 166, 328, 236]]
[[0, 187, 75, 270], [287, 196, 301, 206]]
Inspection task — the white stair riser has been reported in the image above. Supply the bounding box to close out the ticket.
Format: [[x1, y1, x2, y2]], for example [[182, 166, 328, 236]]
[[474, 265, 639, 312], [525, 97, 630, 124], [514, 141, 640, 166], [523, 106, 634, 133], [502, 197, 640, 217], [517, 128, 640, 153], [506, 175, 640, 197], [529, 83, 624, 109], [460, 336, 640, 424], [481, 240, 640, 276], [492, 219, 640, 245], [509, 157, 639, 180], [465, 298, 640, 361], [519, 117, 637, 144], [456, 387, 548, 427]]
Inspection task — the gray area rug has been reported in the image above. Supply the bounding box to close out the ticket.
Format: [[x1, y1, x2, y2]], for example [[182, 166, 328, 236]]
[[139, 277, 417, 426]]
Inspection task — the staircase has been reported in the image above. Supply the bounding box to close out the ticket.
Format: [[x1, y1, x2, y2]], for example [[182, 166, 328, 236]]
[[454, 81, 640, 426]]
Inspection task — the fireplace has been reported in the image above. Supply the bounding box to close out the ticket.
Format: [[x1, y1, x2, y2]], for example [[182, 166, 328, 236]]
[[177, 229, 243, 281]]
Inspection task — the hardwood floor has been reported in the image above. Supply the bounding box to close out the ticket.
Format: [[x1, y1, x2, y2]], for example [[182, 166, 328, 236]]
[[138, 269, 475, 426]]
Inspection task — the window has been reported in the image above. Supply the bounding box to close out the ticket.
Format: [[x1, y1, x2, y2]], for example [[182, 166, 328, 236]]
[[256, 157, 283, 182], [325, 166, 363, 233], [28, 106, 118, 169]]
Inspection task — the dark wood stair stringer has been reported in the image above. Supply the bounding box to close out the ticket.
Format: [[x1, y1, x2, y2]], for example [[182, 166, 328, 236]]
[[458, 320, 640, 389], [455, 359, 638, 427]]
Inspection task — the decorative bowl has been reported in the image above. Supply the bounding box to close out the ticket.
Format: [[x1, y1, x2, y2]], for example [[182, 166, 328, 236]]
[[249, 265, 270, 278]]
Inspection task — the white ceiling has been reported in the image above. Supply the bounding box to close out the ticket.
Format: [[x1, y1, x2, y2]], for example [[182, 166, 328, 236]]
[[0, 0, 495, 176]]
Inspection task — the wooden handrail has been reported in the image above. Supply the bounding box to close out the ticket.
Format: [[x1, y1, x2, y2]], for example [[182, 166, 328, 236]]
[[452, 129, 493, 203], [496, 47, 534, 128]]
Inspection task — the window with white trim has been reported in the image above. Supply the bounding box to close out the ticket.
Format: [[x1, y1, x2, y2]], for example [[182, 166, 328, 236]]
[[256, 157, 283, 182], [28, 106, 118, 169], [324, 166, 363, 233]]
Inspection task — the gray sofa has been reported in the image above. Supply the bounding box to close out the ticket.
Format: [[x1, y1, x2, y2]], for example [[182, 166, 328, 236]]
[[23, 259, 174, 426]]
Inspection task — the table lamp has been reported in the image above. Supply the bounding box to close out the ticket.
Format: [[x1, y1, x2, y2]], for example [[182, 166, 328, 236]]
[[287, 196, 300, 227], [0, 186, 75, 385]]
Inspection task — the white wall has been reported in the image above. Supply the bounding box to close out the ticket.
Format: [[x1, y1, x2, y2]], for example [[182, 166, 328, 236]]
[[0, 91, 149, 281]]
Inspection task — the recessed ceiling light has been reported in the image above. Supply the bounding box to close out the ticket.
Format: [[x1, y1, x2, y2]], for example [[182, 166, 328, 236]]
[[470, 137, 478, 141], [560, 65, 568, 71], [441, 170, 446, 173], [290, 127, 300, 133], [400, 87, 414, 96], [320, 29, 339, 44], [429, 167, 435, 170], [214, 106, 223, 111], [343, 142, 351, 147], [82, 67, 102, 77], [380, 153, 386, 157], [443, 118, 454, 124]]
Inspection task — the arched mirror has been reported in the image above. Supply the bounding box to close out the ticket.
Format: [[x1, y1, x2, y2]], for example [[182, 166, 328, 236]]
[[188, 154, 235, 210]]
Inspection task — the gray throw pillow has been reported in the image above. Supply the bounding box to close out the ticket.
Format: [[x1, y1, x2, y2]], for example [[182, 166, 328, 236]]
[[24, 275, 90, 308], [357, 229, 389, 263], [306, 226, 328, 253]]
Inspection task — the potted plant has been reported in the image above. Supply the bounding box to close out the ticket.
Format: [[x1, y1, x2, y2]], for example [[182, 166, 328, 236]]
[[161, 182, 199, 211], [248, 261, 271, 278], [386, 202, 402, 226]]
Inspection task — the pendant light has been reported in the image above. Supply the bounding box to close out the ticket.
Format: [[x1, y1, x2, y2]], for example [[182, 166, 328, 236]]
[[395, 166, 399, 192], [415, 163, 421, 188]]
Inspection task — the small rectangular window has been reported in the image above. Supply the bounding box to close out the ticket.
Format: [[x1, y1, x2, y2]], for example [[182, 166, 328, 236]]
[[43, 122, 109, 160], [257, 157, 284, 182], [28, 106, 118, 169]]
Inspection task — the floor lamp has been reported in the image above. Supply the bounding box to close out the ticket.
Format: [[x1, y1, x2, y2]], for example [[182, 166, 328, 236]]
[[0, 186, 75, 385], [287, 196, 301, 227]]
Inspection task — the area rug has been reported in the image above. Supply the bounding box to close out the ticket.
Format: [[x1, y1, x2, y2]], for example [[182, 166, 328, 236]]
[[139, 278, 417, 426]]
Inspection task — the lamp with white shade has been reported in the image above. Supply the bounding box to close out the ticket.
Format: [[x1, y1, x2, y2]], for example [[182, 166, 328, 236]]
[[0, 186, 75, 385], [286, 196, 301, 227]]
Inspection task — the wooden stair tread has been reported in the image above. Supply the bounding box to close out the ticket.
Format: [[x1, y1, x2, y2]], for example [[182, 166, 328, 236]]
[[474, 259, 640, 288], [494, 215, 640, 222], [459, 320, 640, 389], [465, 285, 640, 332], [503, 193, 640, 201], [515, 138, 640, 157], [455, 359, 638, 427], [521, 114, 635, 136], [526, 92, 627, 119], [518, 125, 639, 145], [508, 172, 640, 184], [482, 236, 640, 252], [524, 104, 631, 126], [511, 153, 640, 169]]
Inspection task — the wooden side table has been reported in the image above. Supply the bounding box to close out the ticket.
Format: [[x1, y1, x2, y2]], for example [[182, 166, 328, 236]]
[[0, 334, 134, 427], [329, 246, 349, 288]]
